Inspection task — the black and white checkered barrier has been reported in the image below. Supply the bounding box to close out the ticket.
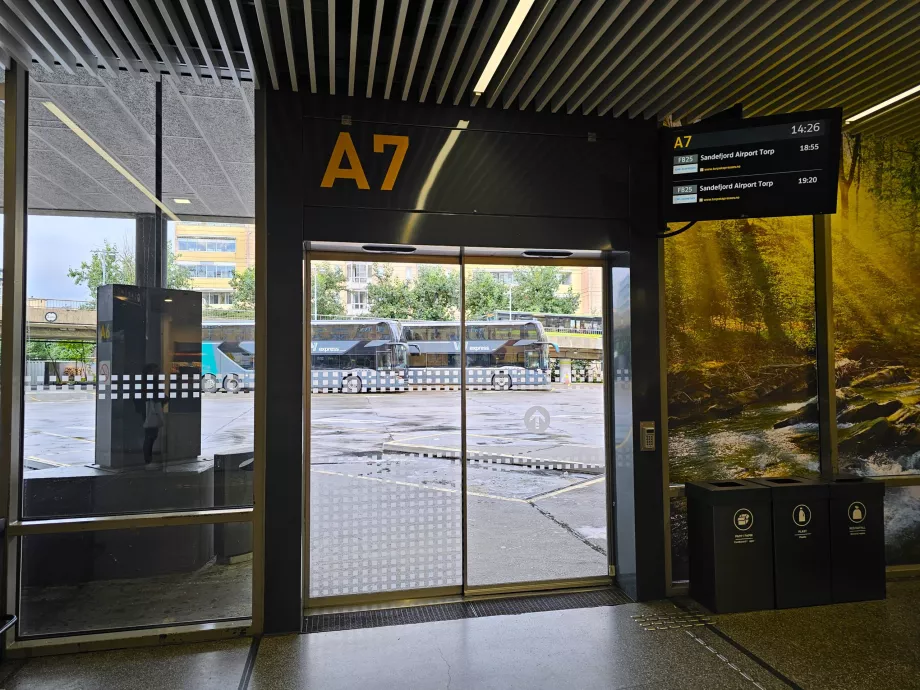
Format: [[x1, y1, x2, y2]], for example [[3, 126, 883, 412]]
[[96, 374, 200, 399], [311, 369, 406, 393], [382, 446, 603, 475], [406, 368, 550, 390], [24, 375, 97, 391]]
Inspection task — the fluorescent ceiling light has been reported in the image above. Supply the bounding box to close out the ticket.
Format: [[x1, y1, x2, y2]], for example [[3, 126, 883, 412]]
[[473, 0, 535, 95], [846, 83, 920, 124], [173, 198, 192, 204], [42, 101, 181, 222]]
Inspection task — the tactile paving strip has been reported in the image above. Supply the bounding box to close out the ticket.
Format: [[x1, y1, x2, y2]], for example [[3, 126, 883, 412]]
[[630, 611, 712, 631], [305, 588, 633, 633]]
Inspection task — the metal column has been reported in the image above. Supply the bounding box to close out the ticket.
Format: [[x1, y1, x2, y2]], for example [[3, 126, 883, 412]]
[[813, 214, 838, 479], [1, 60, 28, 640]]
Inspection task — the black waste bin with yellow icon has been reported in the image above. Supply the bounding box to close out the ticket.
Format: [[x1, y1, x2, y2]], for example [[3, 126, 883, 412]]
[[686, 479, 775, 613], [829, 476, 886, 603], [750, 477, 831, 609]]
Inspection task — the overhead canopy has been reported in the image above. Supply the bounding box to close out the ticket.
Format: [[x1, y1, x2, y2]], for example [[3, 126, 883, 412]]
[[1, 1, 918, 217]]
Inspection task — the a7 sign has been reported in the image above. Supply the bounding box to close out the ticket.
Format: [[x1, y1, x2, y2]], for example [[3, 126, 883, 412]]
[[320, 132, 409, 191]]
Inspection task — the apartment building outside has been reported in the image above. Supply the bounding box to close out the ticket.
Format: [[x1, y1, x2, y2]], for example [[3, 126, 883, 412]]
[[173, 223, 255, 307]]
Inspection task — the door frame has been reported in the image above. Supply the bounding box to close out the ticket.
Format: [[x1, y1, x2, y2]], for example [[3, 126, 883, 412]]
[[304, 248, 615, 609]]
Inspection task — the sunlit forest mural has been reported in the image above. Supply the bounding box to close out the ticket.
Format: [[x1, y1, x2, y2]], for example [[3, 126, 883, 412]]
[[666, 131, 920, 571]]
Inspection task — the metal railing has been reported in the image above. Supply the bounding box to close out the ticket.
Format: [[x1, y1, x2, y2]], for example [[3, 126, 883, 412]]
[[27, 298, 94, 310]]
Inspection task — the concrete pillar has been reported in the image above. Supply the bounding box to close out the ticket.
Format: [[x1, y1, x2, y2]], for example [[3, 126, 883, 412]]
[[135, 213, 167, 288], [560, 358, 572, 385]]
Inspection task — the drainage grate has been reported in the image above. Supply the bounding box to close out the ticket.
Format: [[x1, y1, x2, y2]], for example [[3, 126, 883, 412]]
[[304, 588, 632, 633]]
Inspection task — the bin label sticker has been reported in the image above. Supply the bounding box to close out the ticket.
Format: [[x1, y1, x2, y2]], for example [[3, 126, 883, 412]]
[[848, 501, 867, 537], [733, 508, 754, 532], [793, 504, 812, 527]]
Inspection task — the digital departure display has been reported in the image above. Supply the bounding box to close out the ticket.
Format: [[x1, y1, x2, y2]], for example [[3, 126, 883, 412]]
[[661, 109, 842, 222]]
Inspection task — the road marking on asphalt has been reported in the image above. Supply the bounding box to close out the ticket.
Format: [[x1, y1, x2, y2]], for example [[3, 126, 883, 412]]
[[531, 477, 605, 500], [30, 430, 94, 443], [27, 455, 69, 468], [310, 468, 527, 503]]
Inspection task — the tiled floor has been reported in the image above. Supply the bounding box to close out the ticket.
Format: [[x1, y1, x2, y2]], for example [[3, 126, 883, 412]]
[[1, 581, 918, 689]]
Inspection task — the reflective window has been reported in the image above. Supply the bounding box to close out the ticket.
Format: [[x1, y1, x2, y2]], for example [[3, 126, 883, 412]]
[[20, 524, 252, 636], [177, 237, 237, 253], [180, 262, 237, 278]]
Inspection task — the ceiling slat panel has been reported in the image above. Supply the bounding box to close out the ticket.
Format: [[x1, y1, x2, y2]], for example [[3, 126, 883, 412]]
[[401, 0, 434, 101], [452, 0, 507, 106], [279, 0, 299, 91], [419, 0, 457, 103], [436, 0, 481, 105], [30, 0, 99, 75], [253, 0, 280, 90], [0, 4, 56, 71], [483, 0, 556, 108], [153, 0, 202, 82], [603, 0, 737, 118], [528, 0, 628, 112], [682, 1, 874, 121], [366, 0, 384, 98], [100, 0, 158, 75], [564, 0, 677, 114], [752, 8, 920, 117], [707, 0, 899, 119], [384, 0, 408, 100]]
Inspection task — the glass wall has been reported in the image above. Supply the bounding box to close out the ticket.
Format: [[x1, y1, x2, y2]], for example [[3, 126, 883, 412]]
[[16, 66, 254, 636], [465, 263, 608, 586], [308, 259, 462, 598], [833, 132, 920, 562]]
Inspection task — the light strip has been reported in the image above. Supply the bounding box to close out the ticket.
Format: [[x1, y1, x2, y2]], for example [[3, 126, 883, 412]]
[[42, 101, 181, 222], [472, 0, 535, 96], [846, 83, 920, 124]]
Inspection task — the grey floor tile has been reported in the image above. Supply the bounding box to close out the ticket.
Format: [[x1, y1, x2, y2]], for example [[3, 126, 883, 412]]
[[251, 603, 770, 690], [711, 579, 920, 690], [4, 638, 251, 690]]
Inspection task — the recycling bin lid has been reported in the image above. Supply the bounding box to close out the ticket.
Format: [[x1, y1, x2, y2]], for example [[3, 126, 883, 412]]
[[748, 476, 829, 499], [685, 479, 772, 505], [829, 474, 885, 499]]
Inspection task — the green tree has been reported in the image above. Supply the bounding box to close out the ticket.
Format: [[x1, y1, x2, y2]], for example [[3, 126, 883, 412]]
[[367, 263, 413, 319], [311, 262, 346, 317], [230, 266, 255, 309], [411, 265, 459, 321], [511, 266, 580, 314], [68, 240, 191, 304], [465, 270, 507, 318]]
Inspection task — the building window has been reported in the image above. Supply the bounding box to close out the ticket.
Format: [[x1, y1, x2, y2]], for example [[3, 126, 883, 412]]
[[347, 290, 368, 311], [560, 271, 573, 286], [202, 292, 233, 305], [177, 237, 236, 253], [495, 271, 513, 285], [181, 263, 237, 278], [347, 262, 369, 283]]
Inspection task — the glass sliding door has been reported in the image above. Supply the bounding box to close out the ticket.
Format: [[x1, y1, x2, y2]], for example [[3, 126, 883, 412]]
[[307, 254, 463, 601], [464, 261, 610, 588]]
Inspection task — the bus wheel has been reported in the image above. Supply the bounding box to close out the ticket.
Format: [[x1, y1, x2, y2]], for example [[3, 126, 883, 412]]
[[223, 374, 242, 393], [342, 375, 362, 393], [492, 373, 512, 391], [201, 374, 219, 393]]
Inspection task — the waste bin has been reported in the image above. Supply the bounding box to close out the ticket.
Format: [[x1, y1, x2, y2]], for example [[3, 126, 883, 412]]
[[829, 476, 885, 603], [687, 479, 775, 613], [750, 477, 831, 609]]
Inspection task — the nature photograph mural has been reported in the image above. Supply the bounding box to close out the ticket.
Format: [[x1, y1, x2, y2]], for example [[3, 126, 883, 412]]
[[666, 130, 920, 575]]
